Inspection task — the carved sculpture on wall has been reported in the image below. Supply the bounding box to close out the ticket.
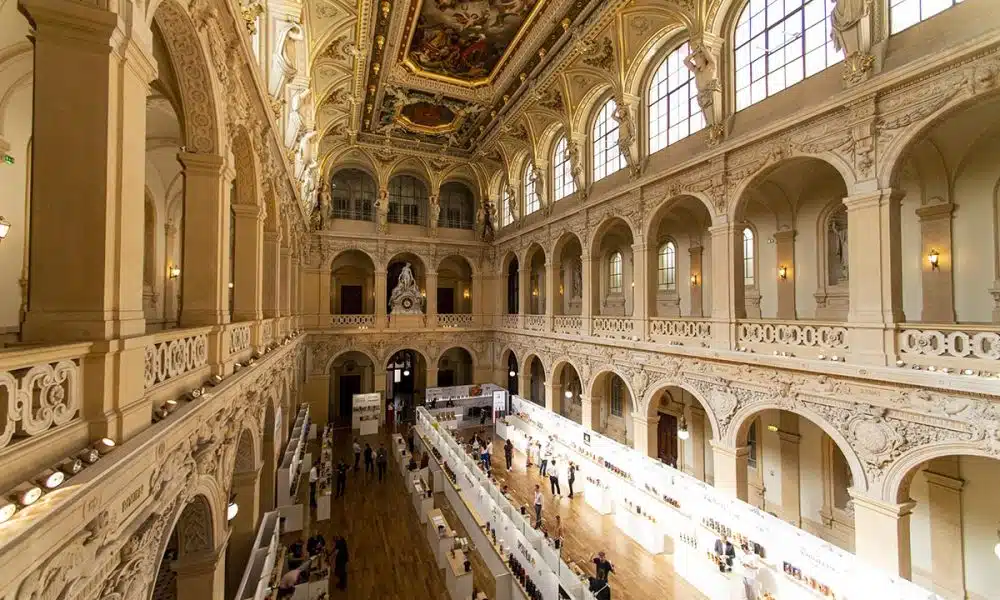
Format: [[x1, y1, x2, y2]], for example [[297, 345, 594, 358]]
[[270, 22, 303, 98], [684, 39, 725, 144], [389, 263, 423, 314], [375, 188, 389, 233], [611, 101, 640, 178], [567, 140, 585, 196], [830, 0, 876, 85]]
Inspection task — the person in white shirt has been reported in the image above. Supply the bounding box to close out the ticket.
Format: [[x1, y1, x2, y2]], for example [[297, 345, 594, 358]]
[[309, 465, 319, 507], [533, 484, 543, 528], [540, 443, 553, 477], [352, 439, 361, 472], [483, 440, 494, 471]]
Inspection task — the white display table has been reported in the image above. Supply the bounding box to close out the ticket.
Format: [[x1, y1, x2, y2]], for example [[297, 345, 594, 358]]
[[412, 478, 434, 523], [583, 481, 613, 515], [613, 508, 666, 555], [445, 549, 474, 600], [426, 508, 456, 570], [316, 493, 331, 522]]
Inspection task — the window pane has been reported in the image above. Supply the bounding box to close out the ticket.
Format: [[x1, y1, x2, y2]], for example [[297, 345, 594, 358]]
[[890, 0, 962, 34], [593, 98, 623, 181]]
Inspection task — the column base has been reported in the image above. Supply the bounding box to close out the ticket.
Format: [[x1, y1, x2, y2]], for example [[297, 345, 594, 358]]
[[23, 309, 146, 342]]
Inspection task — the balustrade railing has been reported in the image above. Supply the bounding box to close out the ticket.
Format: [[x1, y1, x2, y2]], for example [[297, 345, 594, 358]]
[[0, 344, 88, 451], [261, 319, 274, 346], [523, 314, 547, 331], [330, 314, 377, 329], [144, 328, 211, 389], [648, 318, 712, 343], [229, 322, 252, 355], [592, 316, 636, 339], [501, 314, 520, 329], [897, 324, 1000, 368], [737, 320, 849, 357], [438, 313, 474, 328], [553, 315, 582, 335]]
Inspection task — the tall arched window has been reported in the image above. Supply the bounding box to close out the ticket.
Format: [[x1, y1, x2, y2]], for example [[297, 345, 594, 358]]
[[648, 42, 705, 153], [331, 168, 376, 221], [890, 0, 964, 34], [608, 251, 623, 293], [610, 378, 624, 417], [742, 227, 755, 287], [553, 136, 575, 200], [439, 182, 474, 229], [388, 174, 428, 225], [658, 242, 676, 290], [523, 164, 539, 215], [734, 0, 840, 112], [593, 98, 624, 181]]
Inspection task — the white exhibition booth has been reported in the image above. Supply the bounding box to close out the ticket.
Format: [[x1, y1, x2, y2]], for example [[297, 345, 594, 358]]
[[503, 396, 942, 600], [234, 510, 282, 600], [425, 384, 503, 431], [352, 392, 381, 436], [276, 404, 310, 532]]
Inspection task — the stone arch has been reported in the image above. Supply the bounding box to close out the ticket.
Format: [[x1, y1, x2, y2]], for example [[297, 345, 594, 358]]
[[642, 192, 717, 242], [149, 481, 226, 598], [725, 401, 869, 495], [386, 156, 432, 190], [436, 344, 477, 367], [151, 0, 222, 154], [382, 345, 431, 370], [326, 246, 378, 272], [586, 366, 638, 412], [521, 352, 549, 380], [623, 23, 689, 100], [233, 428, 258, 474], [880, 440, 1000, 503], [436, 252, 478, 278], [551, 230, 585, 260], [588, 214, 639, 257], [727, 155, 856, 224], [323, 347, 379, 379], [231, 126, 261, 207], [640, 379, 721, 440], [385, 250, 431, 275], [324, 148, 379, 183], [569, 72, 616, 135]]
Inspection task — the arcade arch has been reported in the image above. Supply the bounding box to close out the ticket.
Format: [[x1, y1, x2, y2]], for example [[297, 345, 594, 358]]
[[436, 347, 474, 387], [330, 249, 376, 315], [328, 350, 376, 426], [587, 370, 633, 446], [385, 349, 428, 422], [551, 360, 583, 424], [590, 218, 635, 317]]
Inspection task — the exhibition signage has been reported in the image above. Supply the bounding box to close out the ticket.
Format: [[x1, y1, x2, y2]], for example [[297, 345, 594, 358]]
[[352, 392, 381, 435]]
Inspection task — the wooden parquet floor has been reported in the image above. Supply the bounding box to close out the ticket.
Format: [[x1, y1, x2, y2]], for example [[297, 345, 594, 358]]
[[285, 425, 707, 600]]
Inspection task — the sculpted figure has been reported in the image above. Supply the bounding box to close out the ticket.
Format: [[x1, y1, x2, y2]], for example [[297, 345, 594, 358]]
[[375, 188, 389, 233], [830, 0, 870, 52], [567, 142, 585, 194], [270, 22, 303, 97], [612, 102, 640, 176]]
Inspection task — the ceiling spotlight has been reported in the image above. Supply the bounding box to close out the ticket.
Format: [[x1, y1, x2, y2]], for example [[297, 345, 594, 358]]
[[37, 469, 65, 490], [0, 499, 16, 524], [59, 457, 83, 476], [227, 501, 239, 521], [78, 448, 100, 464], [11, 483, 42, 507], [94, 438, 116, 455]]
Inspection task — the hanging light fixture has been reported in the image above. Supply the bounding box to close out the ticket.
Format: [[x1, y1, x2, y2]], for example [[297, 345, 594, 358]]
[[403, 369, 410, 377], [677, 416, 690, 441], [564, 390, 573, 399], [0, 216, 10, 242], [509, 369, 516, 377]]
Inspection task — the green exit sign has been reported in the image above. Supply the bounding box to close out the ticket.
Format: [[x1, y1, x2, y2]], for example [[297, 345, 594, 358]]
[[2, 155, 13, 165]]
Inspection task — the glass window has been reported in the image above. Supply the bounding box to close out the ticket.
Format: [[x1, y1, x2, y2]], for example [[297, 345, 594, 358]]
[[609, 251, 623, 293], [330, 168, 376, 221], [890, 0, 963, 34], [439, 182, 474, 230], [743, 227, 755, 287], [593, 98, 624, 181], [523, 165, 539, 215], [387, 175, 427, 225], [648, 42, 705, 153], [747, 420, 758, 469], [734, 0, 841, 111], [610, 378, 624, 417], [553, 136, 575, 200], [658, 242, 676, 290]]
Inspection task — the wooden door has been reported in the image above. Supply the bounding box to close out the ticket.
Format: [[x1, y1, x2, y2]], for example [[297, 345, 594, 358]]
[[657, 412, 678, 466], [340, 285, 363, 314]]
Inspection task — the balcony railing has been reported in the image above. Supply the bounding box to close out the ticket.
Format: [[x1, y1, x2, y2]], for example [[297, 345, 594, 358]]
[[524, 314, 547, 331], [261, 319, 274, 346], [229, 322, 252, 355], [737, 320, 849, 357], [0, 343, 87, 451], [439, 215, 474, 230], [592, 316, 636, 340], [438, 313, 474, 328], [553, 315, 582, 335], [501, 314, 520, 329], [897, 324, 1000, 370], [648, 317, 712, 344], [144, 328, 212, 390], [330, 314, 376, 329], [331, 205, 373, 222]]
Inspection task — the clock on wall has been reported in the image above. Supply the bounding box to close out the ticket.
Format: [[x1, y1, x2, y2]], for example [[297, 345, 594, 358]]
[[402, 297, 414, 310]]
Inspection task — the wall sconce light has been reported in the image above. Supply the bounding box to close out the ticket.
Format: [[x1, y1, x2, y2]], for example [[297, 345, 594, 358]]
[[509, 369, 516, 378], [463, 289, 470, 299], [778, 266, 788, 280], [420, 290, 426, 298], [564, 390, 573, 399], [0, 216, 10, 242], [928, 249, 940, 270], [228, 282, 234, 289], [690, 274, 699, 285], [677, 416, 690, 441], [168, 265, 181, 279], [532, 288, 539, 297], [766, 424, 779, 433], [559, 284, 564, 295]]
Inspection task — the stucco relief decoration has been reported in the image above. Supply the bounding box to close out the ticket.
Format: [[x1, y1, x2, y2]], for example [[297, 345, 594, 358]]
[[708, 383, 739, 430], [582, 38, 614, 71], [0, 359, 80, 449]]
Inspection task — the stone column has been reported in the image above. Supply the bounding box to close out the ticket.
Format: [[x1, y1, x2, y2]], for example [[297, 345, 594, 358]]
[[580, 394, 600, 431], [226, 468, 261, 598], [776, 417, 802, 526], [519, 372, 531, 402], [774, 229, 796, 320], [471, 274, 484, 325], [374, 368, 387, 423], [631, 243, 649, 339], [279, 245, 292, 317], [231, 205, 264, 322], [262, 231, 282, 318], [709, 223, 743, 348], [917, 203, 955, 323], [711, 441, 748, 501], [850, 491, 915, 579], [290, 255, 301, 316], [923, 459, 966, 598], [174, 537, 229, 600], [544, 381, 560, 414], [375, 268, 387, 328], [545, 260, 556, 330], [21, 0, 154, 341], [689, 245, 704, 317], [581, 256, 593, 335], [426, 366, 439, 389], [300, 267, 323, 328], [632, 414, 659, 458], [687, 409, 706, 481], [845, 190, 903, 365], [426, 269, 438, 327]]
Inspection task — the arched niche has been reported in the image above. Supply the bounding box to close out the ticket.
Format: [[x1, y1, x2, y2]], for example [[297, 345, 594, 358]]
[[524, 243, 547, 315], [589, 217, 635, 317], [551, 360, 583, 423], [501, 348, 519, 394], [587, 370, 634, 445], [552, 233, 584, 316], [437, 255, 473, 314], [386, 252, 427, 315], [645, 195, 713, 319], [641, 384, 716, 483], [502, 252, 520, 314], [385, 349, 428, 421], [526, 354, 546, 406], [226, 430, 259, 598], [330, 249, 376, 315], [152, 493, 221, 600], [437, 347, 474, 387]]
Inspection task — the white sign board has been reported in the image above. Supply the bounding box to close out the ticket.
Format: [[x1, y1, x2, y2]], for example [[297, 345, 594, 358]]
[[352, 392, 381, 435], [492, 389, 508, 420]]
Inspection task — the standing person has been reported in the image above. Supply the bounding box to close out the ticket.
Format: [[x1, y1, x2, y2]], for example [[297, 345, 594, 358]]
[[308, 463, 318, 507], [592, 551, 614, 581], [335, 462, 347, 498], [376, 444, 388, 482], [484, 439, 494, 472], [352, 439, 361, 472], [504, 439, 514, 470], [533, 484, 543, 528], [332, 535, 349, 590], [567, 462, 577, 498], [540, 443, 552, 477], [548, 459, 561, 497], [525, 437, 534, 468], [552, 515, 563, 549], [363, 443, 374, 476], [408, 427, 415, 453]]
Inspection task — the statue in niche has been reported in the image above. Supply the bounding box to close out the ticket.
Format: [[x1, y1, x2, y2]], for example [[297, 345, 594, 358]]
[[480, 201, 496, 242], [270, 22, 303, 98], [567, 142, 585, 196], [375, 188, 389, 233], [429, 194, 440, 231], [828, 209, 849, 285], [285, 89, 313, 150], [684, 43, 721, 104], [830, 0, 870, 52], [389, 262, 423, 314], [572, 259, 583, 299], [504, 185, 517, 224], [611, 102, 640, 177]]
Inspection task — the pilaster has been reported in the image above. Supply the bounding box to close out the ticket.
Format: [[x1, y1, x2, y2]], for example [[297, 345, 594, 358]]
[[179, 152, 230, 327], [632, 413, 659, 458], [710, 441, 748, 501], [262, 231, 282, 318], [231, 205, 264, 322], [916, 202, 955, 323], [849, 491, 915, 580], [709, 223, 743, 348], [279, 245, 292, 317], [923, 460, 966, 598], [631, 243, 649, 337]]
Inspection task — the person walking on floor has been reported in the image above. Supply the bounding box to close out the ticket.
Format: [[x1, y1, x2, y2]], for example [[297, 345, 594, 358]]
[[352, 439, 361, 472], [540, 443, 552, 477], [308, 463, 318, 507], [567, 463, 577, 498], [548, 459, 561, 497], [504, 439, 513, 471], [533, 484, 543, 528], [483, 439, 493, 472], [333, 536, 349, 590], [376, 444, 388, 482], [363, 443, 374, 476], [552, 515, 563, 549], [335, 462, 347, 498]]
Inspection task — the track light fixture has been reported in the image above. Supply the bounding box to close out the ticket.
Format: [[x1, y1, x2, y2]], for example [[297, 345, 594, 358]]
[[0, 499, 16, 524], [78, 448, 100, 464], [11, 483, 42, 507], [59, 457, 83, 476], [36, 469, 65, 490], [94, 438, 116, 455]]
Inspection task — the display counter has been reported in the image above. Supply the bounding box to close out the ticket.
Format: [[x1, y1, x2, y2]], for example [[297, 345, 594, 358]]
[[233, 510, 282, 600], [427, 508, 457, 570], [412, 477, 434, 522], [446, 549, 474, 600], [583, 479, 612, 515]]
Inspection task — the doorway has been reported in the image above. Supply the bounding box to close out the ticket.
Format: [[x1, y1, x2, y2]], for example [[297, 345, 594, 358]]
[[657, 412, 678, 467], [438, 370, 455, 387], [338, 374, 361, 426], [340, 285, 363, 314], [438, 287, 455, 314]]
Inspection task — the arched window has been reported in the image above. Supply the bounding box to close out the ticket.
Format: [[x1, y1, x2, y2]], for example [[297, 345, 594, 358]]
[[500, 185, 514, 228], [648, 42, 705, 153], [734, 0, 840, 112], [439, 182, 474, 229], [610, 378, 624, 417], [523, 164, 539, 215], [657, 242, 676, 290], [593, 98, 624, 182], [553, 136, 575, 200], [608, 251, 623, 293], [331, 168, 376, 221], [891, 0, 964, 33], [388, 174, 427, 225], [742, 227, 755, 287]]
